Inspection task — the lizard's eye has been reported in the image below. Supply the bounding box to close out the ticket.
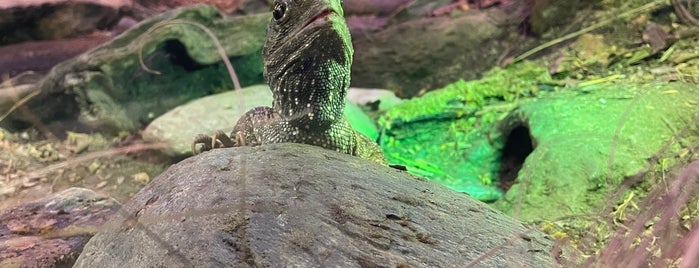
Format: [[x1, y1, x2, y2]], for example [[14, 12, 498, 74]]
[[273, 1, 286, 21]]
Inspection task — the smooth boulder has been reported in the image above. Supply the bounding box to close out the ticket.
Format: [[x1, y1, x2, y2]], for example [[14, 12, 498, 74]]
[[75, 143, 557, 267]]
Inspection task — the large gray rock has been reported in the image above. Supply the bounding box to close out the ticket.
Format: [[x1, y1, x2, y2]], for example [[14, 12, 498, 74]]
[[74, 143, 557, 267]]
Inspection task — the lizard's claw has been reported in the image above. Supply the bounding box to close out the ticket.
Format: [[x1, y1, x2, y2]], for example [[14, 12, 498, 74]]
[[191, 134, 214, 154], [191, 130, 237, 154], [211, 130, 236, 148]]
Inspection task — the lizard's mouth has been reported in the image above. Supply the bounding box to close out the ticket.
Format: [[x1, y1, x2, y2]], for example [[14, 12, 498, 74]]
[[301, 9, 334, 30]]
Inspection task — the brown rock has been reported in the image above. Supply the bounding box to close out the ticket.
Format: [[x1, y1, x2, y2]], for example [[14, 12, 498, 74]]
[[0, 188, 120, 268], [351, 9, 509, 97], [344, 0, 412, 15], [0, 34, 112, 77], [0, 1, 125, 45], [0, 0, 131, 9], [134, 0, 245, 13]]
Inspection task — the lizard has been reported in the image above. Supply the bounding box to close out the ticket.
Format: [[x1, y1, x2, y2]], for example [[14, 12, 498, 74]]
[[191, 0, 387, 165]]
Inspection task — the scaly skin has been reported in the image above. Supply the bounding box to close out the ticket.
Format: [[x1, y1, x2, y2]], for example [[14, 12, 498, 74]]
[[192, 0, 386, 164]]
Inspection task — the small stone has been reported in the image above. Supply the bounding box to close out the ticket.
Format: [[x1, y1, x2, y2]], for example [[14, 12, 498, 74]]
[[22, 177, 40, 188], [67, 173, 81, 183], [131, 172, 150, 185], [95, 181, 108, 189], [88, 161, 101, 174], [0, 183, 16, 197], [66, 132, 92, 153]]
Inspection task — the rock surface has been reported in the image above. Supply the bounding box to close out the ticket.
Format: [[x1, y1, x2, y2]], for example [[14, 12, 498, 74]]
[[351, 8, 511, 97], [132, 0, 245, 14], [0, 0, 130, 9], [0, 35, 113, 77], [0, 188, 120, 268], [0, 0, 126, 44], [74, 143, 557, 267]]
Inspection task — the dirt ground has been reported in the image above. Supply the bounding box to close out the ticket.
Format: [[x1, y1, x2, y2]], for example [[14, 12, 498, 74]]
[[0, 128, 169, 209]]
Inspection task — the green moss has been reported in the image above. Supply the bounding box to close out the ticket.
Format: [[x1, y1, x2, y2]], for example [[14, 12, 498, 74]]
[[379, 61, 552, 201], [380, 61, 550, 129], [380, 56, 699, 211], [494, 82, 699, 222]]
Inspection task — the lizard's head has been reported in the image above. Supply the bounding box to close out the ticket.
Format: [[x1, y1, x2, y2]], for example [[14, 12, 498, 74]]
[[262, 0, 353, 123], [263, 0, 352, 63]]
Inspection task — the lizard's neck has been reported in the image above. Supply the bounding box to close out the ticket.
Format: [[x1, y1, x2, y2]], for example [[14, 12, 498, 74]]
[[270, 60, 349, 128]]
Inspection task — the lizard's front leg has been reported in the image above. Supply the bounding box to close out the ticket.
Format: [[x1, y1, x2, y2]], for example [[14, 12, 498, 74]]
[[191, 106, 281, 154], [191, 130, 236, 154]]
